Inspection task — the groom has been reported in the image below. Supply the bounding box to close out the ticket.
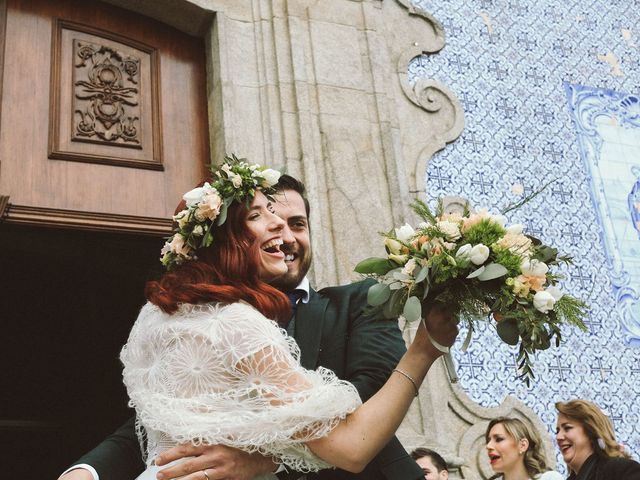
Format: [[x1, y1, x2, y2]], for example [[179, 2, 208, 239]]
[[60, 175, 450, 480]]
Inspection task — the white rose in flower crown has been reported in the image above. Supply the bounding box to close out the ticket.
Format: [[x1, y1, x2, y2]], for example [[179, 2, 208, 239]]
[[182, 186, 205, 207], [521, 259, 549, 277], [229, 172, 243, 188], [174, 209, 192, 229], [192, 225, 205, 236], [469, 244, 490, 265], [395, 223, 416, 242], [260, 168, 281, 188], [505, 223, 524, 235], [195, 190, 223, 221], [436, 220, 461, 241], [533, 290, 556, 313]]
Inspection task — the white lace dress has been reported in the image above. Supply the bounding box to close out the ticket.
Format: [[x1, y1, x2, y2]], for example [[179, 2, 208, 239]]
[[120, 301, 362, 479]]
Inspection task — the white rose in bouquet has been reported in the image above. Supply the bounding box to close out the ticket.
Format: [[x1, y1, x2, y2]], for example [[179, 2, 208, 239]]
[[469, 244, 490, 265], [533, 290, 556, 313], [436, 220, 462, 241], [505, 223, 524, 235], [521, 259, 549, 277], [385, 237, 403, 254], [546, 285, 564, 301], [395, 223, 415, 242], [455, 244, 472, 259]]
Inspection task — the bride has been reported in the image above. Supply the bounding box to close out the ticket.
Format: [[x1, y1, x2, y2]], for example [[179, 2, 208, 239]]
[[121, 156, 457, 479]]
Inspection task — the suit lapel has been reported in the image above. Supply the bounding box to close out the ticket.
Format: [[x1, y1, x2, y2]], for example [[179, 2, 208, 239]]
[[294, 288, 329, 369]]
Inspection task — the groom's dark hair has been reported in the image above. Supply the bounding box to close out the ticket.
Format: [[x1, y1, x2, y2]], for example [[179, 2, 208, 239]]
[[276, 174, 310, 219]]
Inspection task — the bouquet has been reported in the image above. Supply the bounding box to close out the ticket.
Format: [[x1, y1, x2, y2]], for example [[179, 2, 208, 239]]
[[354, 198, 587, 385]]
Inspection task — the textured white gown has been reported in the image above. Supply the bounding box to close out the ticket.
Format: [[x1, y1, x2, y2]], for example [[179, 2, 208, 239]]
[[121, 301, 362, 479]]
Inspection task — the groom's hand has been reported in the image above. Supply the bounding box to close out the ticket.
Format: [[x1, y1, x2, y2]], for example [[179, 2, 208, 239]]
[[155, 443, 276, 480]]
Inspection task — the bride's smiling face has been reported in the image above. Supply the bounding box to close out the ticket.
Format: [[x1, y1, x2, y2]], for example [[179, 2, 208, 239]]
[[245, 191, 289, 282]]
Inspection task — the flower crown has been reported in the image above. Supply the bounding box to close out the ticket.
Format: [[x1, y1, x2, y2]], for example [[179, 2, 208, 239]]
[[160, 154, 281, 269]]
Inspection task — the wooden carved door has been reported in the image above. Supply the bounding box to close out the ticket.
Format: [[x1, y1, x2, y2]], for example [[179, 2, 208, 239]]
[[0, 0, 210, 476]]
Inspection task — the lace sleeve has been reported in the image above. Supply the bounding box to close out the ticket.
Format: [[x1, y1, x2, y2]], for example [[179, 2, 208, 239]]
[[121, 302, 361, 473]]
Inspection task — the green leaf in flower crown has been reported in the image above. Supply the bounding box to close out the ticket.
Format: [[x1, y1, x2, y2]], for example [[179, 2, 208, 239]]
[[466, 265, 485, 279], [354, 257, 395, 275], [383, 287, 405, 319], [216, 197, 232, 226], [414, 265, 429, 284], [496, 319, 519, 345], [477, 263, 508, 281], [403, 295, 422, 323], [367, 283, 391, 307]]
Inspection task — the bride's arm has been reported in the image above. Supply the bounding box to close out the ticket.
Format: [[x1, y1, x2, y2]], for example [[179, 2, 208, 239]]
[[306, 307, 453, 472], [237, 305, 456, 473]]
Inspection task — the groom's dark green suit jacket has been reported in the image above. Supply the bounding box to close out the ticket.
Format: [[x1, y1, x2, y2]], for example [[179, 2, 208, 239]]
[[72, 280, 423, 480]]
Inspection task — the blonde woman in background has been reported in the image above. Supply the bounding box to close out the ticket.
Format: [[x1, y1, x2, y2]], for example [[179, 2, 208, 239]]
[[486, 417, 562, 480]]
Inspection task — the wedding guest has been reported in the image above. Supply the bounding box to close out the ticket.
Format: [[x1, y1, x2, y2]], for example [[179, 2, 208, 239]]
[[410, 448, 449, 480], [486, 417, 562, 480], [556, 399, 640, 479]]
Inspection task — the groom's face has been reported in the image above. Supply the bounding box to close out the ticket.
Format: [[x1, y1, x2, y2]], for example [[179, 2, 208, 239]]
[[270, 189, 312, 292]]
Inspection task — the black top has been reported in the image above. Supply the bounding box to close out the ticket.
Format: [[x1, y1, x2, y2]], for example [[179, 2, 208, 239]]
[[567, 453, 640, 480]]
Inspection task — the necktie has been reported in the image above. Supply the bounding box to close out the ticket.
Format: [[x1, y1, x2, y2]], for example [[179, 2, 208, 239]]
[[286, 289, 305, 315]]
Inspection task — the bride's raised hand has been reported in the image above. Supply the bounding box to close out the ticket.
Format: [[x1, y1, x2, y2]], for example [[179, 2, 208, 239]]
[[412, 303, 458, 359]]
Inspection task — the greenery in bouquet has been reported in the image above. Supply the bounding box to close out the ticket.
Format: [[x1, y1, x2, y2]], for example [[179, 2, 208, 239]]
[[354, 198, 587, 385]]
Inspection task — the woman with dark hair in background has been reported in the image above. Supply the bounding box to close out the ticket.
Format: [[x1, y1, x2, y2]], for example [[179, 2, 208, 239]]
[[486, 417, 562, 480], [555, 399, 640, 480]]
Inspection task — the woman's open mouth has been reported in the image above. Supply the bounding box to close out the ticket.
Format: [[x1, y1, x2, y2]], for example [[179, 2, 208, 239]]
[[262, 238, 284, 257]]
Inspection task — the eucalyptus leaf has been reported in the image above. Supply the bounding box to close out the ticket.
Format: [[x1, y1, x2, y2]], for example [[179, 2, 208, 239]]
[[496, 319, 520, 345], [414, 265, 429, 283], [354, 257, 395, 275], [383, 288, 405, 319], [477, 263, 508, 281], [466, 265, 485, 279], [367, 283, 391, 307], [422, 283, 430, 300], [403, 296, 422, 323]]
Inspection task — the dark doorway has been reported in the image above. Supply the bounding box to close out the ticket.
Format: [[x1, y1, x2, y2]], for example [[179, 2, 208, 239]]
[[0, 224, 164, 478]]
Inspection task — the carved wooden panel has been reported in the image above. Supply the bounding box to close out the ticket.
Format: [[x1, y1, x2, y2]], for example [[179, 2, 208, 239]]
[[0, 0, 208, 227], [49, 20, 162, 170]]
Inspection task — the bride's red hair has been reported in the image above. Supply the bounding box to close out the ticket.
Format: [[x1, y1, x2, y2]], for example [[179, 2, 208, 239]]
[[146, 198, 291, 324]]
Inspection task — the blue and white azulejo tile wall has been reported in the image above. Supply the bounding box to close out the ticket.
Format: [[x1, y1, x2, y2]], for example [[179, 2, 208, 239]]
[[407, 0, 640, 472]]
